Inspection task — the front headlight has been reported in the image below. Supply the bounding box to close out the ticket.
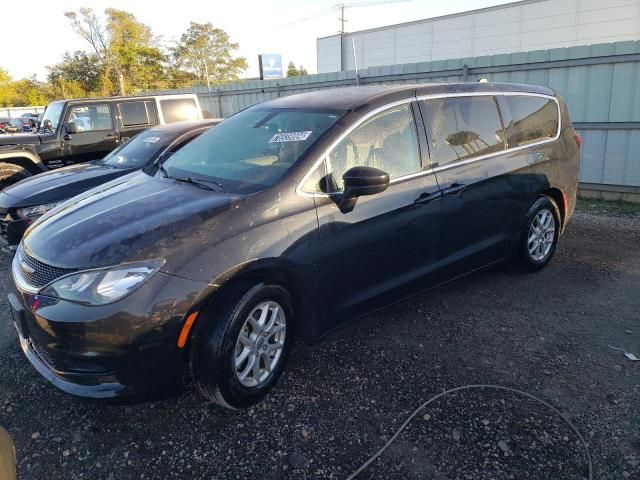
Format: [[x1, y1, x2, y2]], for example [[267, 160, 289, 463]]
[[17, 200, 66, 219], [40, 260, 164, 305]]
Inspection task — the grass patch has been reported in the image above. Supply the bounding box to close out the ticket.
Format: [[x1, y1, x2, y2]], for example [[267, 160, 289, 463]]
[[576, 197, 640, 216]]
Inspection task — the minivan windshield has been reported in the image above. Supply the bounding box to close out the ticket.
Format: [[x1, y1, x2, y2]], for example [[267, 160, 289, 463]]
[[161, 108, 344, 194], [100, 130, 173, 169]]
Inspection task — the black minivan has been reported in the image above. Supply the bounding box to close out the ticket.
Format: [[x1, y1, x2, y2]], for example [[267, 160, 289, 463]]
[[9, 83, 580, 408]]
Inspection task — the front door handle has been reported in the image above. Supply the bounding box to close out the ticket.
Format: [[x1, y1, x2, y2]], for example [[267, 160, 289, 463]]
[[442, 182, 466, 197], [414, 191, 442, 206]]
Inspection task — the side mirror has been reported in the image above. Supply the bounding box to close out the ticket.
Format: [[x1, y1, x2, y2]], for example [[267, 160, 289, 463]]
[[337, 166, 390, 213], [64, 122, 77, 134]]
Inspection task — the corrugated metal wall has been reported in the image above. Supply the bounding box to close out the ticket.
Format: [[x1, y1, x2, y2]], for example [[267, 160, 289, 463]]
[[317, 0, 640, 73], [147, 40, 640, 189]]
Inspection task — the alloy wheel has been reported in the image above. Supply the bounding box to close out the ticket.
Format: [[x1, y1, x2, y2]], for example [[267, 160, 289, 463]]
[[527, 208, 556, 262], [234, 301, 286, 388]]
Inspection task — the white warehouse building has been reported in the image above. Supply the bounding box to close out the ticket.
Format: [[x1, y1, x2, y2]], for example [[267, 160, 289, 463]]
[[316, 0, 640, 72]]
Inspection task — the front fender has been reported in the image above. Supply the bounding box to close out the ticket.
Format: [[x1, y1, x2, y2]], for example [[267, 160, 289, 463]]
[[185, 257, 324, 346], [0, 148, 47, 173]]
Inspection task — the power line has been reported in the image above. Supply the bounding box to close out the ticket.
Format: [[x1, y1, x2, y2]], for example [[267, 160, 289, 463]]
[[338, 1, 410, 34], [279, 6, 337, 27], [279, 0, 411, 32]]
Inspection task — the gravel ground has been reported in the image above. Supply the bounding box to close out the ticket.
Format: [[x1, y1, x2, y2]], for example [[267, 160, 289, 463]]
[[0, 207, 639, 480]]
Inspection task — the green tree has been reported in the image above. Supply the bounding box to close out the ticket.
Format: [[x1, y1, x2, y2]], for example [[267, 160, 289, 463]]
[[0, 68, 17, 107], [286, 62, 300, 77], [105, 8, 165, 93], [0, 69, 51, 107], [64, 8, 113, 94], [171, 22, 247, 86], [286, 63, 308, 77], [65, 7, 165, 95], [47, 51, 102, 96], [12, 78, 50, 106]]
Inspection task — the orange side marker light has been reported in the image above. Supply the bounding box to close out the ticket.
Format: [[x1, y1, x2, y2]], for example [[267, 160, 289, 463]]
[[177, 311, 199, 348]]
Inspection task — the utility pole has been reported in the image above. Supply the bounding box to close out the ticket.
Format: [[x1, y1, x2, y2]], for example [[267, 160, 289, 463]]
[[204, 59, 211, 92], [118, 72, 126, 96], [338, 4, 347, 34]]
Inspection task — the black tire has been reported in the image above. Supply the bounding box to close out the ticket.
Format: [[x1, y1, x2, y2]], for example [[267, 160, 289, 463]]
[[518, 196, 561, 271], [0, 162, 31, 190], [190, 282, 294, 409]]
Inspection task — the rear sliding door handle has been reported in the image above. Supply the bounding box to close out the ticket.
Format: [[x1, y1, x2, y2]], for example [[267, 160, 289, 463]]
[[442, 182, 466, 197]]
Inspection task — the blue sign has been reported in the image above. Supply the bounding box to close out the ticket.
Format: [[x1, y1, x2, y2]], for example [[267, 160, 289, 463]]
[[259, 54, 283, 80]]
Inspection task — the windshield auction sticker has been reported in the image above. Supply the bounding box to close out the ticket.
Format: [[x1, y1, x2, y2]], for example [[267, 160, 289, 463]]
[[144, 137, 161, 143], [269, 131, 312, 143]]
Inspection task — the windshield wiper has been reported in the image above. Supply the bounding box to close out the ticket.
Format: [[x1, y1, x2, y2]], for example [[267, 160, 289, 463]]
[[171, 175, 225, 192], [159, 165, 224, 192]]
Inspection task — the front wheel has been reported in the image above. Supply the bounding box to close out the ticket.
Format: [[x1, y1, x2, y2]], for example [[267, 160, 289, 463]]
[[190, 282, 293, 409], [518, 196, 561, 271]]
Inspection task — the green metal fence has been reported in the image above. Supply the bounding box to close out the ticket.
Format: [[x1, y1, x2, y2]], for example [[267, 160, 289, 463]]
[[148, 40, 640, 191]]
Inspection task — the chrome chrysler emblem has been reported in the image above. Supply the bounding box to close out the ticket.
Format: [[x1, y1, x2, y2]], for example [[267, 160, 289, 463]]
[[20, 261, 35, 275]]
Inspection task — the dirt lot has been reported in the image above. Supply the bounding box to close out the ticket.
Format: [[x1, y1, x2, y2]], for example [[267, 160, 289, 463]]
[[0, 204, 639, 480]]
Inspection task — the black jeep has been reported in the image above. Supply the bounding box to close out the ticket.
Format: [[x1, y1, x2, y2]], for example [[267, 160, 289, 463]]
[[0, 94, 203, 188]]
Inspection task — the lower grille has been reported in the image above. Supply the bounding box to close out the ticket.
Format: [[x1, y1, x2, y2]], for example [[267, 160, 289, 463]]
[[29, 339, 108, 375]]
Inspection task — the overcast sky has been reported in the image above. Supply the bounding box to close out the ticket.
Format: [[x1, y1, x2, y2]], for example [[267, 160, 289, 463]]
[[2, 0, 510, 81]]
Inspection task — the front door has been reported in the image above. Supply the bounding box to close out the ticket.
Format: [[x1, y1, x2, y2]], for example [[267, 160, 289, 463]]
[[62, 103, 119, 166], [309, 102, 442, 329]]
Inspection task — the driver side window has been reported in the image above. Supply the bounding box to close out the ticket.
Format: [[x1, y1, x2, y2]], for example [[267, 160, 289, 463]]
[[67, 104, 113, 132], [326, 103, 421, 192]]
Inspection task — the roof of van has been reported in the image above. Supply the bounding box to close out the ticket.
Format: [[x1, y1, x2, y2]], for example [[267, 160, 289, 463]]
[[255, 82, 556, 111], [57, 93, 198, 104], [148, 119, 221, 134]]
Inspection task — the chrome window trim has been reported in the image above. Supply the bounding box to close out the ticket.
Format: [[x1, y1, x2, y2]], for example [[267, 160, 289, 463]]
[[296, 91, 561, 198], [296, 98, 416, 198]]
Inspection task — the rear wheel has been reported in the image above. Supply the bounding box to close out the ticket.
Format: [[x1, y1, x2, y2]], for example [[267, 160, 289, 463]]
[[0, 163, 31, 190], [190, 282, 293, 409], [518, 196, 561, 271]]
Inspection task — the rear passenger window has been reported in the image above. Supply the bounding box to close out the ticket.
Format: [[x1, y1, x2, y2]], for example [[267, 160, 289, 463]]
[[504, 96, 559, 147], [119, 101, 149, 127], [159, 98, 198, 123], [326, 104, 421, 191], [420, 96, 506, 167]]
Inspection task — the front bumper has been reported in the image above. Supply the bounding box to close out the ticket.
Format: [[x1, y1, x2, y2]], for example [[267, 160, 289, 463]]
[[8, 271, 208, 399]]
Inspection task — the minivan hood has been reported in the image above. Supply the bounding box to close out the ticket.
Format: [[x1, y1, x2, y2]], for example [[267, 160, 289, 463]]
[[22, 172, 241, 270], [2, 163, 133, 207]]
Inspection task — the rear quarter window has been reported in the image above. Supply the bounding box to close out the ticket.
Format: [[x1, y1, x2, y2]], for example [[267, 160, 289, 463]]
[[504, 96, 559, 147], [159, 98, 199, 123]]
